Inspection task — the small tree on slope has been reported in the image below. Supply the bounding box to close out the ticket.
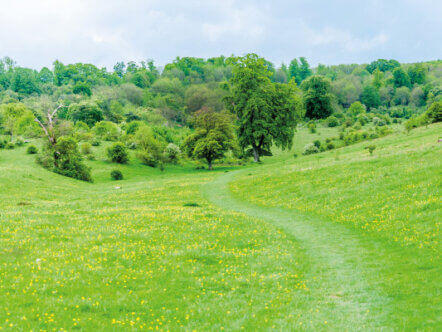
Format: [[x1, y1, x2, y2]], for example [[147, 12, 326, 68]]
[[183, 110, 236, 170]]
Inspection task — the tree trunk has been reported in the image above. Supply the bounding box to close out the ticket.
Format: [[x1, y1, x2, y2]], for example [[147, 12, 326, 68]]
[[252, 146, 260, 162], [208, 159, 213, 170]]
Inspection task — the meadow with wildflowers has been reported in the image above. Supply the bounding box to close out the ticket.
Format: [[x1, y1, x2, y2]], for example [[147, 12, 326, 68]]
[[0, 148, 309, 330], [229, 122, 441, 329], [0, 123, 440, 330]]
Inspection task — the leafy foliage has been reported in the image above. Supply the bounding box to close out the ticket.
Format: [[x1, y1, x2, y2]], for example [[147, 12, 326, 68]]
[[361, 85, 380, 110], [301, 75, 333, 119], [106, 142, 129, 164], [226, 53, 302, 161], [134, 124, 164, 167], [110, 169, 123, 180], [68, 101, 103, 127], [183, 110, 236, 170], [37, 136, 92, 182], [26, 145, 38, 154]]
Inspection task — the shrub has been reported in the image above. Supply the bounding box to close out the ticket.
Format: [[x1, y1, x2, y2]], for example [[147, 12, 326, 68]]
[[348, 101, 366, 117], [15, 138, 25, 146], [376, 126, 392, 136], [135, 125, 164, 166], [373, 117, 386, 126], [357, 114, 370, 126], [366, 145, 376, 155], [327, 115, 339, 127], [110, 169, 123, 180], [426, 101, 442, 123], [55, 137, 92, 182], [125, 121, 142, 135], [91, 140, 101, 146], [183, 202, 200, 207], [38, 137, 92, 182], [326, 142, 335, 150], [0, 139, 7, 149], [6, 142, 15, 149], [343, 118, 354, 127], [303, 143, 319, 155], [127, 142, 137, 150], [313, 140, 321, 148], [73, 121, 91, 141], [93, 121, 119, 141], [307, 122, 316, 133], [136, 151, 158, 167], [164, 143, 181, 163], [26, 145, 38, 154], [107, 142, 129, 164], [81, 142, 92, 155]]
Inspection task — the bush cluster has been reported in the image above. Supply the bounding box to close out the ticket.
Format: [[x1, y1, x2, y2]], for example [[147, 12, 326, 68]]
[[303, 143, 319, 155], [107, 142, 129, 164], [26, 145, 38, 154], [37, 137, 92, 182], [110, 169, 123, 180]]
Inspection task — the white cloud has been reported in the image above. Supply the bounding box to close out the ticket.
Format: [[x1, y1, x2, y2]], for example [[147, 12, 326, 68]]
[[0, 0, 439, 69], [303, 25, 389, 52], [202, 5, 265, 43]]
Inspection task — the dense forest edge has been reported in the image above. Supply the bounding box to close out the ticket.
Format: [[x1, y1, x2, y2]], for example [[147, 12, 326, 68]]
[[0, 54, 440, 180]]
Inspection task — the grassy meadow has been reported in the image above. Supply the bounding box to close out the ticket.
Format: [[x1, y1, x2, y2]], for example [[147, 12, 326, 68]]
[[0, 143, 310, 330], [0, 123, 441, 330]]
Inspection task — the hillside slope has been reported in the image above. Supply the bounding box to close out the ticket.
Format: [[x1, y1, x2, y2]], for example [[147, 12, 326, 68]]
[[221, 123, 441, 329]]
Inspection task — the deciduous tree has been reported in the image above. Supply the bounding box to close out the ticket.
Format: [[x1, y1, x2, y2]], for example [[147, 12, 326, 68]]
[[225, 54, 302, 162], [301, 75, 333, 119], [183, 110, 235, 170]]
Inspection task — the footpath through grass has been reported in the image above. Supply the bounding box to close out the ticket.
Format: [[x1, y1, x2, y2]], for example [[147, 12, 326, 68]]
[[227, 123, 441, 330]]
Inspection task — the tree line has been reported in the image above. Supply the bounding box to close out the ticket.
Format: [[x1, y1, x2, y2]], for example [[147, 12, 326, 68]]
[[0, 54, 440, 180]]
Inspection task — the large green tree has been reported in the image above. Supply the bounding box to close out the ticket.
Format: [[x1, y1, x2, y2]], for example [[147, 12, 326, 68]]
[[0, 103, 39, 140], [361, 85, 381, 110], [225, 54, 302, 162], [67, 101, 103, 127], [183, 110, 236, 170], [408, 64, 427, 85], [301, 75, 333, 119], [288, 57, 312, 84], [392, 67, 411, 88], [11, 67, 40, 95], [366, 59, 400, 73]]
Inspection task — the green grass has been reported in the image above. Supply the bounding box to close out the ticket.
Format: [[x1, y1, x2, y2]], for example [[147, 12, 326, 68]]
[[228, 123, 441, 329], [231, 123, 441, 251], [0, 145, 308, 330], [0, 123, 440, 330]]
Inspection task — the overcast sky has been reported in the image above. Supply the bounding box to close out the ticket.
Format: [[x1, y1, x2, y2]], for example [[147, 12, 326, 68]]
[[1, 0, 441, 70]]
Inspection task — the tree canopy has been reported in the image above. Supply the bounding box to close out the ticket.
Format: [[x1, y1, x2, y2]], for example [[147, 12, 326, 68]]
[[301, 75, 333, 119], [225, 53, 302, 162], [183, 110, 236, 170]]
